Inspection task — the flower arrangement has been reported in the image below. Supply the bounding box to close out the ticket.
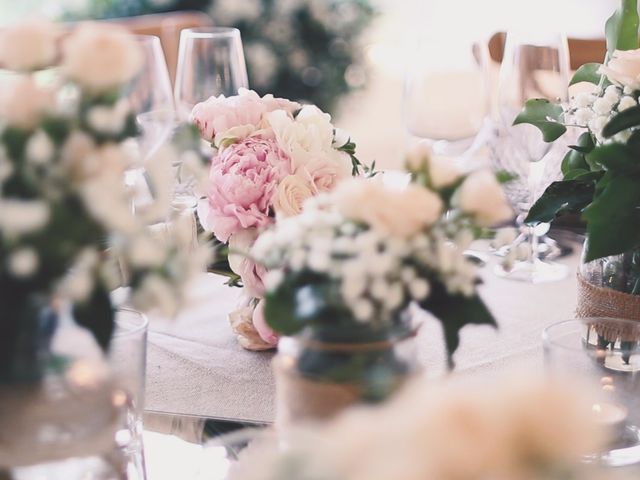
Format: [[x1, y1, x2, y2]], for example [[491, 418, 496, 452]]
[[518, 0, 640, 268], [253, 142, 512, 366], [62, 0, 375, 113], [192, 88, 368, 350], [229, 376, 611, 480], [0, 20, 210, 381]]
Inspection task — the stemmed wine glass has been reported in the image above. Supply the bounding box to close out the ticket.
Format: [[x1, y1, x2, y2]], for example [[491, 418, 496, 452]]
[[403, 34, 491, 157], [493, 29, 570, 283], [174, 27, 249, 121]]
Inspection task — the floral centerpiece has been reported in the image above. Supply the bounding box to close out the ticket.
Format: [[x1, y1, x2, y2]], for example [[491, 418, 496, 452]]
[[191, 88, 369, 350], [516, 0, 640, 322], [0, 19, 210, 382], [249, 143, 512, 422], [229, 376, 611, 480]]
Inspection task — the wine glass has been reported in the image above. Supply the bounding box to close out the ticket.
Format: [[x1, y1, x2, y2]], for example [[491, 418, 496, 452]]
[[174, 27, 249, 121], [403, 34, 491, 157], [492, 29, 570, 283], [127, 35, 176, 161]]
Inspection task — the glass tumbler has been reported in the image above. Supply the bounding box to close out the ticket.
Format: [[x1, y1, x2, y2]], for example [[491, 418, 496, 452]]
[[543, 318, 640, 467]]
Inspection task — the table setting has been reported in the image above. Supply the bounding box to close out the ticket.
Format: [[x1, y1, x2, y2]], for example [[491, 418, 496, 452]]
[[3, 1, 640, 479]]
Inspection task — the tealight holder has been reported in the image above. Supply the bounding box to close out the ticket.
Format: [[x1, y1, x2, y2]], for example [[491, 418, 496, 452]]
[[543, 317, 640, 467]]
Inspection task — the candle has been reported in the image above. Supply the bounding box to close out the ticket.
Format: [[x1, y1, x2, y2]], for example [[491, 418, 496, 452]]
[[592, 402, 628, 435]]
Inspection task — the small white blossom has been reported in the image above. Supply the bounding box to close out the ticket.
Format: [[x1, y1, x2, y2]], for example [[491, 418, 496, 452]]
[[624, 86, 634, 95], [618, 95, 637, 111], [341, 276, 367, 301], [385, 283, 404, 310], [8, 248, 38, 278], [26, 130, 55, 165], [593, 97, 614, 116], [87, 102, 128, 134], [352, 298, 374, 322], [603, 85, 622, 103], [332, 128, 351, 148], [574, 108, 594, 126], [401, 266, 416, 283], [264, 269, 284, 291], [409, 278, 430, 300], [0, 200, 50, 236], [573, 93, 595, 108], [369, 278, 388, 300], [307, 250, 331, 273]]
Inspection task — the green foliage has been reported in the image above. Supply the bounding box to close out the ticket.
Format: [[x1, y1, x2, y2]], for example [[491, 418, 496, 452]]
[[513, 99, 567, 142], [569, 63, 604, 86], [605, 0, 639, 56], [582, 174, 640, 261], [602, 105, 640, 138], [418, 280, 496, 369], [525, 180, 596, 224]]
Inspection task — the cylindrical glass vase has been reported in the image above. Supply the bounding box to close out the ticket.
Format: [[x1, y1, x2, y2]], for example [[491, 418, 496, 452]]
[[274, 326, 420, 425]]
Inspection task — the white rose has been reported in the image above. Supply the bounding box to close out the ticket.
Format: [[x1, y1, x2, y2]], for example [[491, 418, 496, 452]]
[[0, 76, 55, 130], [599, 49, 640, 90], [335, 178, 443, 237], [266, 105, 334, 171], [62, 23, 142, 93], [272, 174, 315, 217], [301, 151, 351, 194], [457, 171, 512, 227], [0, 19, 60, 71]]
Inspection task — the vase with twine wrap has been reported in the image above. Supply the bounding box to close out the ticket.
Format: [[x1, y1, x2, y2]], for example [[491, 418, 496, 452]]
[[578, 242, 640, 345], [274, 323, 420, 426]]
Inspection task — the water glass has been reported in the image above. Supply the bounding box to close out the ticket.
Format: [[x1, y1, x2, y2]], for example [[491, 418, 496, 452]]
[[543, 318, 640, 467], [110, 309, 149, 479], [174, 27, 249, 120]]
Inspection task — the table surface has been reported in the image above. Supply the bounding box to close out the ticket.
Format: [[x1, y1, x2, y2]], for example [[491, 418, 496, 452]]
[[143, 239, 584, 424]]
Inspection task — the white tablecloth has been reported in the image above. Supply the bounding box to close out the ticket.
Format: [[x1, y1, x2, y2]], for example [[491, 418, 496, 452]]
[[144, 244, 581, 424]]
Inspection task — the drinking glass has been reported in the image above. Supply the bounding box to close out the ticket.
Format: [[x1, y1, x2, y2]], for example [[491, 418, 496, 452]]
[[493, 29, 570, 283], [174, 27, 249, 120], [127, 35, 176, 161], [110, 308, 149, 480], [403, 34, 491, 156], [543, 318, 640, 467]]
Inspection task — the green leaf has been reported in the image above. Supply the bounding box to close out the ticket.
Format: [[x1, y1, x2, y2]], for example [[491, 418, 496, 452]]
[[569, 63, 603, 86], [582, 174, 640, 261], [568, 132, 596, 154], [419, 281, 496, 369], [561, 150, 589, 175], [605, 0, 639, 55], [627, 129, 640, 152], [587, 143, 640, 174], [72, 284, 115, 351], [513, 99, 567, 142], [525, 180, 595, 224], [602, 105, 640, 137], [563, 168, 590, 180]]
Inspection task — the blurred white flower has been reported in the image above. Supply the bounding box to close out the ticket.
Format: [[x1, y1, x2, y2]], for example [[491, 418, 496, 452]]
[[26, 130, 55, 165], [618, 95, 637, 111], [127, 235, 167, 268], [132, 274, 179, 317], [62, 23, 142, 93], [211, 0, 262, 24], [409, 278, 430, 300], [87, 101, 130, 134], [0, 200, 50, 236], [457, 171, 512, 227], [0, 76, 55, 130], [352, 298, 374, 322], [245, 43, 278, 88], [0, 19, 60, 71], [428, 155, 462, 189], [8, 248, 38, 278], [593, 97, 614, 116], [264, 270, 284, 291], [574, 108, 594, 126]]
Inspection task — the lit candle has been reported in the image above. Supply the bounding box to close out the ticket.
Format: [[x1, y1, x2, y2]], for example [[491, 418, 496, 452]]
[[592, 402, 628, 436]]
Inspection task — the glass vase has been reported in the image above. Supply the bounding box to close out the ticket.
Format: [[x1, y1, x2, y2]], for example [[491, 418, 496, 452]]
[[0, 301, 136, 479], [273, 324, 420, 425], [578, 242, 640, 321]]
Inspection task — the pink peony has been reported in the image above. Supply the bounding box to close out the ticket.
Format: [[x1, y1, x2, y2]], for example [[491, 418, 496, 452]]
[[252, 299, 278, 346], [190, 88, 300, 143], [204, 136, 291, 242]]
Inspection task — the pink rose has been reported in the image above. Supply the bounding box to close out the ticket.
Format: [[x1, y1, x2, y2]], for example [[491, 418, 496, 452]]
[[190, 88, 300, 143], [228, 228, 266, 298], [204, 136, 291, 242], [252, 299, 278, 346]]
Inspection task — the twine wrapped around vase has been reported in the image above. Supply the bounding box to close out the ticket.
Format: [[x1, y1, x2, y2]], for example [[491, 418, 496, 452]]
[[576, 273, 640, 342], [273, 354, 365, 425]]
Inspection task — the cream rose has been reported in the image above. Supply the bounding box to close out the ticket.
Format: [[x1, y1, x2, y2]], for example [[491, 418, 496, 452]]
[[336, 178, 443, 237], [272, 174, 315, 217], [0, 76, 55, 130], [456, 170, 512, 227], [599, 49, 640, 90], [0, 19, 60, 71], [302, 151, 351, 194], [62, 23, 142, 93], [266, 105, 335, 171]]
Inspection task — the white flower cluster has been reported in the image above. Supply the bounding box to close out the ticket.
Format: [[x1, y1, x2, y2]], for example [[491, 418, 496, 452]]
[[564, 85, 638, 143], [253, 194, 479, 324]]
